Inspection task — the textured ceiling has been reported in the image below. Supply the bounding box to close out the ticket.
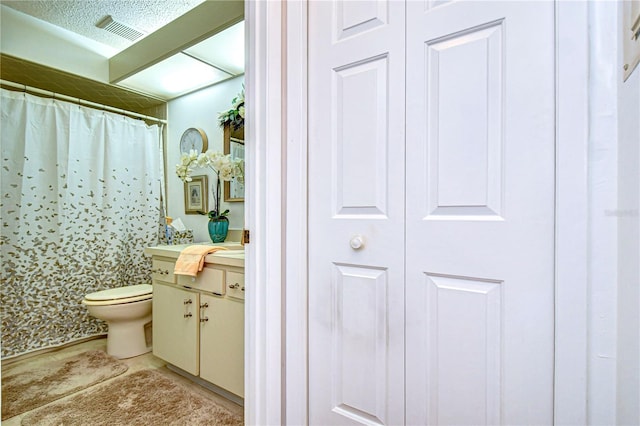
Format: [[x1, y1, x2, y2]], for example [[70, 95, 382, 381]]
[[1, 0, 206, 51]]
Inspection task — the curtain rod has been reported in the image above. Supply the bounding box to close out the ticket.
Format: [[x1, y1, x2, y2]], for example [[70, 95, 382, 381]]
[[0, 79, 168, 125]]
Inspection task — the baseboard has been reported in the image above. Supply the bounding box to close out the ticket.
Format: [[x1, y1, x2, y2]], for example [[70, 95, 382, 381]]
[[1, 334, 107, 366], [165, 363, 244, 407]]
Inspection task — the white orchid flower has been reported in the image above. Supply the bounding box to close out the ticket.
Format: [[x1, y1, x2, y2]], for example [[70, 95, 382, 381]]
[[196, 153, 208, 168], [219, 167, 233, 181], [175, 150, 243, 184], [179, 152, 191, 166], [206, 151, 221, 163]]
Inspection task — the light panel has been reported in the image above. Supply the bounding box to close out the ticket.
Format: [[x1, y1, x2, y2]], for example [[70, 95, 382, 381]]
[[115, 20, 244, 100], [185, 21, 244, 75], [117, 53, 231, 98]]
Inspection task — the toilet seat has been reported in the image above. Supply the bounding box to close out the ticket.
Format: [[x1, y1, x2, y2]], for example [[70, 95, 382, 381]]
[[83, 284, 152, 306]]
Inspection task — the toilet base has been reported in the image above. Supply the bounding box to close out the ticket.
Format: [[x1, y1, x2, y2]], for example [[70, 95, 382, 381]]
[[106, 314, 152, 359]]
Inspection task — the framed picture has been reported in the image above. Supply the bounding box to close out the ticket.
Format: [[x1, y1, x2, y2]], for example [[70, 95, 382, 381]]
[[184, 175, 208, 214]]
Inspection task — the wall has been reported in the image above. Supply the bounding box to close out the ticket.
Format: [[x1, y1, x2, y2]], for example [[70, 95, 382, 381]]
[[0, 5, 114, 83], [616, 2, 640, 423], [167, 75, 245, 242], [590, 2, 640, 424]]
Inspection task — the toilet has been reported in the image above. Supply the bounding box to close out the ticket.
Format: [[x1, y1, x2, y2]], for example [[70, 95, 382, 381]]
[[82, 284, 153, 359]]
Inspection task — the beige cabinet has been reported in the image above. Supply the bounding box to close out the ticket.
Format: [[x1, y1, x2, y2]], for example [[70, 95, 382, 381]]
[[152, 282, 199, 375], [200, 293, 244, 396], [149, 253, 245, 398]]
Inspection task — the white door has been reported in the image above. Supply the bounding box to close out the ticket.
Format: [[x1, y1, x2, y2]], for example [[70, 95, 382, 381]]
[[405, 1, 555, 424], [308, 1, 406, 424], [308, 0, 555, 425]]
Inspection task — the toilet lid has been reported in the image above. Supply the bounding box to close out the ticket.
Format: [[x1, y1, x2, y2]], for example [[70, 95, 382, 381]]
[[85, 284, 152, 301]]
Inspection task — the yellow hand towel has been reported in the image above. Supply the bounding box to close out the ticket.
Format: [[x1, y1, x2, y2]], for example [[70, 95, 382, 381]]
[[174, 245, 228, 277]]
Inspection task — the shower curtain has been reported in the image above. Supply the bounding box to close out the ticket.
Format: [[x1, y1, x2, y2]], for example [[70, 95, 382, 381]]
[[0, 89, 163, 358]]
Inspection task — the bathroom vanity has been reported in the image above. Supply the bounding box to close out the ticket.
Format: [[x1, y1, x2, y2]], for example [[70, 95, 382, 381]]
[[144, 243, 244, 402]]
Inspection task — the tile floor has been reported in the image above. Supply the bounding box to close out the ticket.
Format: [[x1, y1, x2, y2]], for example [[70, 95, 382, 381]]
[[1, 337, 244, 425]]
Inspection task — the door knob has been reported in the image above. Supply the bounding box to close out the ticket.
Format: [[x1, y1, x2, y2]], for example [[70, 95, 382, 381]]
[[350, 235, 364, 250]]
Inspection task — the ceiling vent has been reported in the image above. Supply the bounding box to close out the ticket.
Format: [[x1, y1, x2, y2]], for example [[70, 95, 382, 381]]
[[96, 15, 144, 42]]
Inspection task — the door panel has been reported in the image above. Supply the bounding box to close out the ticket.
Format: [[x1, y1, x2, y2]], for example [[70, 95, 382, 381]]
[[423, 273, 503, 425], [308, 0, 406, 424], [330, 264, 391, 423], [424, 21, 504, 218], [406, 2, 555, 425], [335, 0, 388, 41], [334, 56, 390, 217]]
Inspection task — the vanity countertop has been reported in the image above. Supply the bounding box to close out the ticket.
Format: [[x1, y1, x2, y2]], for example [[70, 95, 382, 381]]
[[144, 242, 244, 268]]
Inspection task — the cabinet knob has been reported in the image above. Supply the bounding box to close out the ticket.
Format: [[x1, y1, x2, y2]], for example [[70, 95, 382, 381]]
[[183, 299, 192, 305], [229, 283, 240, 289], [200, 303, 209, 309], [183, 312, 192, 318], [350, 235, 364, 250], [200, 317, 209, 323]]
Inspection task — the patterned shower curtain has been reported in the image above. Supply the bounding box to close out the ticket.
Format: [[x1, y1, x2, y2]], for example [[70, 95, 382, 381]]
[[0, 89, 162, 358]]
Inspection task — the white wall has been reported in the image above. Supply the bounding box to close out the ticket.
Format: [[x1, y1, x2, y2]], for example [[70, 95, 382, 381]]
[[167, 75, 245, 243], [616, 3, 640, 423], [589, 2, 640, 425], [0, 5, 115, 82]]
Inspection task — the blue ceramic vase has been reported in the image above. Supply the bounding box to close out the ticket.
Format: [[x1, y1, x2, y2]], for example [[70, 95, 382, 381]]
[[208, 217, 229, 243]]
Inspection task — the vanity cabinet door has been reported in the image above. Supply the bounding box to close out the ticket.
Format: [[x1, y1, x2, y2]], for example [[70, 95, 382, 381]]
[[152, 282, 199, 375], [199, 293, 244, 397]]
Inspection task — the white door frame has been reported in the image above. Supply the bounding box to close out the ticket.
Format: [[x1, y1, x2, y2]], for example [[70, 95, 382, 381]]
[[245, 1, 590, 424], [553, 1, 590, 424], [244, 0, 284, 424]]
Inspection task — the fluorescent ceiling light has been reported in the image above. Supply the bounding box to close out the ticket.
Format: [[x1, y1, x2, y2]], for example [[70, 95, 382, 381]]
[[115, 21, 244, 100], [184, 21, 244, 75], [118, 53, 231, 98]]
